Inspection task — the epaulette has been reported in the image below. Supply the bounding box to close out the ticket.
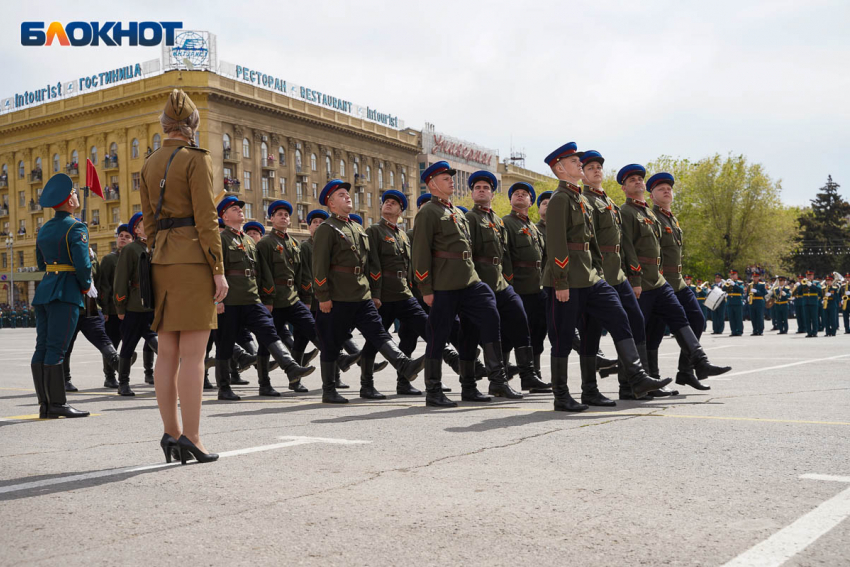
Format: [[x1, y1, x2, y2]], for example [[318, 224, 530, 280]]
[[185, 146, 210, 154]]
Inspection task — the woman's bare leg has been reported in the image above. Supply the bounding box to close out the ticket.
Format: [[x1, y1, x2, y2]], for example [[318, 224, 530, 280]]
[[177, 330, 212, 452], [154, 330, 181, 438]]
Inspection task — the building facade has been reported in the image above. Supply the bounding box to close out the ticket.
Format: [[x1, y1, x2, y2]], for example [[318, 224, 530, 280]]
[[418, 123, 499, 198]]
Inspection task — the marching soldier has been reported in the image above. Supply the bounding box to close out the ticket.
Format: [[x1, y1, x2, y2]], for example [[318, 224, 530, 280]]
[[695, 279, 710, 331], [802, 270, 820, 337], [822, 274, 840, 336], [465, 173, 550, 394], [541, 145, 672, 411], [773, 276, 791, 334], [748, 272, 767, 335], [792, 274, 806, 334], [617, 164, 730, 392], [411, 162, 524, 407], [30, 174, 90, 419], [244, 220, 265, 244], [312, 180, 424, 403], [99, 223, 133, 387], [726, 270, 745, 336], [114, 212, 159, 396], [256, 200, 358, 396]]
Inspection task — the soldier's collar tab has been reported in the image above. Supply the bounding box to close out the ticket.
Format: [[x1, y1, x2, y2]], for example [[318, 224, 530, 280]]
[[628, 198, 648, 208], [584, 185, 606, 197], [431, 195, 453, 208], [272, 228, 288, 238], [332, 213, 351, 223], [226, 226, 243, 237], [380, 217, 399, 231], [511, 210, 529, 222]]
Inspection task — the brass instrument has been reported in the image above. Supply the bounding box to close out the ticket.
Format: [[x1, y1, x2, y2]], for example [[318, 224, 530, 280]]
[[765, 281, 779, 309], [747, 282, 754, 305]]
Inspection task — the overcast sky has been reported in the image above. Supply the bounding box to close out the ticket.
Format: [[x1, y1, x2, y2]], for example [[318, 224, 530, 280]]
[[3, 0, 848, 206]]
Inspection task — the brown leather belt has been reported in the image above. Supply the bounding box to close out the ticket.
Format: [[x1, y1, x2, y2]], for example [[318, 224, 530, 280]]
[[157, 217, 194, 230], [513, 260, 541, 268], [473, 256, 501, 265], [638, 256, 661, 265], [663, 264, 682, 273], [383, 270, 408, 280], [599, 245, 620, 253], [433, 250, 471, 260], [225, 269, 256, 277], [274, 278, 294, 286], [567, 242, 590, 251], [330, 264, 363, 275]]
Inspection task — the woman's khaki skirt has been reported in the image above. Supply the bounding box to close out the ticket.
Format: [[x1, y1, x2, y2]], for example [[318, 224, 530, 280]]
[[151, 263, 217, 332]]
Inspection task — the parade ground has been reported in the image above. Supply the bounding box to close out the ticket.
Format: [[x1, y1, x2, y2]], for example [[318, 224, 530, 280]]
[[1, 325, 848, 567]]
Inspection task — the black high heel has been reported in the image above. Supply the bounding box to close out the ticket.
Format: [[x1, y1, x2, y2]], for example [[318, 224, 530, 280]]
[[176, 435, 219, 465], [160, 433, 179, 463]]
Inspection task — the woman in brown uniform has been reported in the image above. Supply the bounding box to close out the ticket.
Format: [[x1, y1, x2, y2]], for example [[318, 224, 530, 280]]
[[140, 89, 227, 464]]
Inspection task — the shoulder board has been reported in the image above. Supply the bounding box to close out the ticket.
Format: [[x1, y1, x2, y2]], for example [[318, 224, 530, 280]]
[[185, 146, 210, 154]]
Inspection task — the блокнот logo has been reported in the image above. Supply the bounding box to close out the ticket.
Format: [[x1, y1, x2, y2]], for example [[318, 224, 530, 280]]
[[21, 22, 183, 46]]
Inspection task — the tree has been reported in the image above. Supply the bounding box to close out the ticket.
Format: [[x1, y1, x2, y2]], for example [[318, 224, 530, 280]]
[[789, 176, 850, 275]]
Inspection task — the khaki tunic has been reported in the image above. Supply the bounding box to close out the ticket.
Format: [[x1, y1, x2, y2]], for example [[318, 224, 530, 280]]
[[312, 214, 371, 303], [619, 198, 666, 291], [366, 218, 414, 303], [114, 238, 151, 315], [502, 211, 545, 295], [465, 205, 509, 293], [582, 186, 626, 287], [256, 229, 306, 308], [652, 204, 686, 292]]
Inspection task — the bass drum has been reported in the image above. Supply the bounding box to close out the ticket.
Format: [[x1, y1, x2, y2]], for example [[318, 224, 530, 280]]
[[705, 287, 727, 311]]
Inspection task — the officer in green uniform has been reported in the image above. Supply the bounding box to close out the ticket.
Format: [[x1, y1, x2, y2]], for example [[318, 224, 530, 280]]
[[748, 272, 767, 335], [773, 276, 791, 334], [313, 180, 424, 403], [30, 173, 90, 419], [725, 270, 745, 336], [99, 223, 133, 387], [822, 274, 840, 336]]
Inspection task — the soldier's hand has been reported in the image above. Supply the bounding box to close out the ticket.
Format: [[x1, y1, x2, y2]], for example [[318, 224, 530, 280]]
[[104, 315, 109, 322], [216, 302, 225, 315], [555, 289, 570, 302], [213, 274, 229, 304], [372, 298, 382, 309], [265, 304, 273, 313], [423, 294, 434, 307], [118, 314, 125, 321], [320, 300, 333, 313], [633, 286, 642, 298]]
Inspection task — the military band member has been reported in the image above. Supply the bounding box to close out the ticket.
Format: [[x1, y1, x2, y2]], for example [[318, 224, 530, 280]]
[[801, 270, 820, 337], [792, 274, 805, 333], [542, 145, 672, 411], [822, 274, 840, 336], [99, 223, 133, 387], [617, 164, 730, 391], [244, 220, 265, 244], [114, 212, 159, 396], [748, 272, 767, 335], [725, 270, 745, 336], [215, 196, 314, 400], [411, 162, 523, 407], [710, 273, 727, 334], [842, 274, 850, 334], [773, 276, 791, 334], [30, 174, 90, 418]]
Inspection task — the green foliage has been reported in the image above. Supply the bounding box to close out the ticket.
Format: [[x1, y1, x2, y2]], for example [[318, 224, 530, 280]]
[[788, 176, 850, 275]]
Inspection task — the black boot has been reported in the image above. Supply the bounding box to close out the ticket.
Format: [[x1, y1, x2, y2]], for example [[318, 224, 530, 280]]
[[31, 363, 48, 418], [551, 356, 587, 412], [580, 356, 615, 406], [63, 355, 78, 392], [379, 341, 424, 381], [460, 360, 491, 402], [216, 359, 241, 401], [266, 340, 315, 389], [516, 346, 551, 393], [334, 366, 349, 389], [338, 350, 362, 373], [286, 349, 310, 392], [675, 350, 709, 390], [44, 363, 89, 418], [424, 358, 456, 407], [532, 351, 550, 386], [359, 356, 386, 400], [143, 348, 155, 385], [483, 342, 523, 399], [257, 354, 281, 397], [596, 350, 619, 378], [442, 345, 461, 375], [396, 370, 422, 396], [230, 357, 249, 385], [474, 356, 487, 381], [614, 339, 673, 399], [203, 368, 215, 391], [673, 326, 729, 382], [102, 345, 119, 388], [117, 357, 135, 397], [617, 364, 642, 400], [233, 343, 257, 373], [645, 348, 677, 397], [321, 360, 348, 404], [342, 339, 362, 358]]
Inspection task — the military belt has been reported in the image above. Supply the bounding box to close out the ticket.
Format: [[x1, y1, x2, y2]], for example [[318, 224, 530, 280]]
[[433, 250, 471, 261], [45, 264, 75, 273], [752, 296, 764, 300], [638, 256, 661, 265], [598, 245, 620, 253], [383, 270, 408, 280], [330, 264, 363, 275], [728, 293, 742, 296], [274, 278, 294, 287], [225, 269, 256, 277], [473, 256, 501, 265], [513, 260, 541, 268], [804, 293, 818, 297], [157, 216, 195, 230], [567, 242, 590, 251], [663, 264, 682, 273], [775, 301, 789, 305]]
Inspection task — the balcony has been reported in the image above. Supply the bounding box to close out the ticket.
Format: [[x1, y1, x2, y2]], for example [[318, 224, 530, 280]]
[[223, 148, 238, 163], [104, 188, 120, 202], [354, 173, 367, 187], [104, 157, 119, 170], [29, 202, 42, 213], [0, 178, 8, 189], [0, 208, 8, 218], [29, 171, 43, 183], [224, 179, 241, 194], [261, 157, 276, 170], [66, 165, 79, 176]]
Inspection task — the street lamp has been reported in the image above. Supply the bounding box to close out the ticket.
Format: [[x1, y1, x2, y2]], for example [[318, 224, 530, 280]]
[[4, 235, 13, 309]]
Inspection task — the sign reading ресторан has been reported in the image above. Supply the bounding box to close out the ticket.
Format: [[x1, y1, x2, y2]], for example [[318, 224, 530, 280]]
[[226, 62, 403, 130]]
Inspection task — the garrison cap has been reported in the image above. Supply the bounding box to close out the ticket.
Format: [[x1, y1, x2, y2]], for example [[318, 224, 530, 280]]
[[616, 164, 647, 185], [381, 189, 408, 212], [267, 199, 292, 218], [319, 179, 351, 206], [217, 195, 245, 217], [468, 170, 497, 190], [243, 221, 265, 235], [40, 173, 75, 208], [508, 182, 536, 204], [421, 161, 457, 184], [417, 193, 432, 208], [647, 172, 675, 192], [536, 191, 553, 208], [128, 212, 144, 236], [306, 209, 329, 224], [116, 223, 131, 236], [349, 213, 363, 226], [164, 89, 197, 121], [580, 150, 604, 167], [544, 142, 581, 166]]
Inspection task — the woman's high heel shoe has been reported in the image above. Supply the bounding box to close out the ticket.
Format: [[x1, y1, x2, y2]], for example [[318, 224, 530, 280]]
[[177, 435, 219, 465], [160, 433, 179, 463]]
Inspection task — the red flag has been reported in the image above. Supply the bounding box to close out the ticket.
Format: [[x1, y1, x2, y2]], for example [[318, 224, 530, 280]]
[[86, 158, 104, 199]]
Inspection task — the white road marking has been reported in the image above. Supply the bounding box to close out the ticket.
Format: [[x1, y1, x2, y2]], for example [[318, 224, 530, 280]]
[[722, 354, 850, 378], [0, 436, 369, 496], [721, 474, 850, 567]]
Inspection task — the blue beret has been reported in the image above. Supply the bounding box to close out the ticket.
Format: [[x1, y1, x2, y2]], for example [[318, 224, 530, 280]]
[[417, 193, 432, 208], [616, 164, 647, 185], [647, 172, 675, 192], [217, 195, 245, 217], [536, 191, 553, 207], [128, 212, 144, 236], [381, 189, 408, 212], [243, 221, 265, 235], [319, 179, 351, 206], [39, 173, 74, 208], [267, 199, 292, 218], [116, 223, 131, 236], [456, 206, 469, 214], [468, 170, 497, 189], [306, 209, 329, 224], [580, 150, 604, 166], [544, 142, 580, 166], [508, 182, 536, 204], [349, 213, 363, 226], [421, 160, 457, 184], [218, 217, 225, 228]]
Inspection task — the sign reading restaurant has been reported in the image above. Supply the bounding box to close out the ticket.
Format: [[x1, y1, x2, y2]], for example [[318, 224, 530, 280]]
[[422, 123, 496, 168]]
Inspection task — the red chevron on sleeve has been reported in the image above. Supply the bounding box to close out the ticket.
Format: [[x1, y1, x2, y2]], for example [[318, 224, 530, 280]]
[[262, 287, 275, 294], [314, 277, 327, 287], [301, 283, 311, 291], [370, 271, 382, 281], [554, 256, 569, 269], [116, 294, 127, 302], [415, 270, 429, 282], [630, 264, 642, 273], [504, 273, 514, 282]]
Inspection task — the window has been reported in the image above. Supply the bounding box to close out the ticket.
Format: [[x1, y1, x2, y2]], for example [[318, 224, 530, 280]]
[[378, 168, 383, 189], [296, 182, 303, 200], [71, 150, 78, 166], [35, 157, 42, 171], [367, 192, 372, 207], [243, 171, 251, 190], [91, 243, 97, 256], [91, 209, 100, 226], [367, 217, 373, 226], [2, 164, 6, 176], [244, 203, 253, 219], [19, 191, 25, 207], [36, 216, 44, 232], [340, 160, 346, 177], [242, 138, 250, 158], [224, 167, 232, 179], [366, 166, 371, 181], [401, 172, 406, 188], [353, 193, 360, 208], [18, 161, 25, 178], [131, 138, 139, 158], [132, 172, 140, 191], [18, 251, 24, 267], [223, 133, 231, 150], [310, 154, 317, 172], [109, 142, 118, 158], [152, 134, 161, 151], [110, 175, 119, 186], [19, 219, 26, 232], [261, 142, 268, 160], [53, 154, 59, 172], [312, 183, 318, 198], [90, 146, 98, 164], [112, 206, 120, 223], [390, 171, 395, 188], [279, 177, 286, 195], [325, 155, 331, 175], [297, 204, 307, 223], [262, 177, 270, 196], [1, 253, 5, 269], [353, 161, 359, 177], [278, 146, 285, 165], [295, 150, 303, 173], [194, 131, 199, 147], [132, 204, 141, 214]]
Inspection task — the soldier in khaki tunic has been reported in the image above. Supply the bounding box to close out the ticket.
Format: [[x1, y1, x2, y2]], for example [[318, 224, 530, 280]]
[[114, 212, 158, 397], [618, 165, 729, 389], [466, 173, 549, 394], [542, 143, 671, 411], [243, 221, 265, 243], [99, 223, 133, 388], [412, 161, 522, 407], [312, 180, 423, 403]]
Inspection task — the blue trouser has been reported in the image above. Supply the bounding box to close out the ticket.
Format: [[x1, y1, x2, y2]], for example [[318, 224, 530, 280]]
[[818, 307, 825, 331], [520, 290, 548, 357], [646, 285, 704, 350], [215, 303, 281, 360], [843, 306, 850, 333], [773, 303, 789, 333], [728, 303, 744, 335], [399, 297, 461, 357], [712, 301, 726, 334], [427, 281, 500, 361], [804, 303, 819, 336], [699, 301, 709, 331], [120, 310, 157, 358], [545, 280, 633, 358], [67, 311, 113, 356], [104, 314, 122, 347], [493, 286, 532, 353], [363, 297, 428, 358], [315, 300, 393, 362], [750, 299, 765, 334], [33, 302, 80, 365], [638, 283, 691, 350], [579, 279, 645, 356], [825, 303, 839, 336], [259, 302, 317, 357], [794, 300, 805, 332]]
